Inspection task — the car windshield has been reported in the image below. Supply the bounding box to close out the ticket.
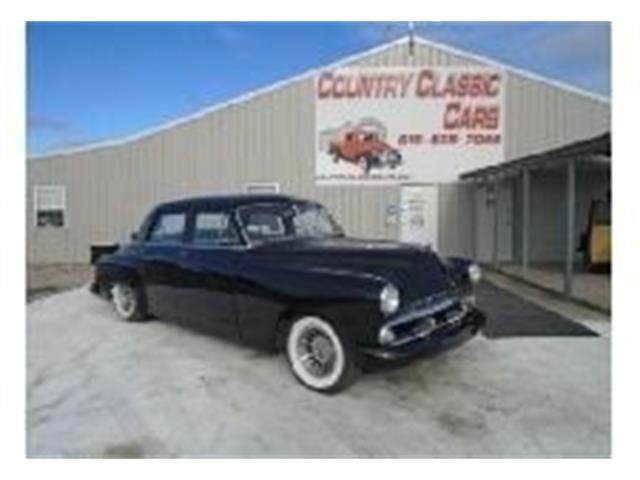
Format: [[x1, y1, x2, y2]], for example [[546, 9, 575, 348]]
[[237, 202, 343, 243]]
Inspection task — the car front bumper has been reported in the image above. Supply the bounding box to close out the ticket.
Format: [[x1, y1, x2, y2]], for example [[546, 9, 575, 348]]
[[356, 308, 486, 367]]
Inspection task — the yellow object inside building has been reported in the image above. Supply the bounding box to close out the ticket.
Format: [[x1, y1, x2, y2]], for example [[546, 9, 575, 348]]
[[590, 225, 611, 265]]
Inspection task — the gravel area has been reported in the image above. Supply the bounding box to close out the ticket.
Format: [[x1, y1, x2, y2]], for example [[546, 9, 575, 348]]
[[27, 287, 610, 458]]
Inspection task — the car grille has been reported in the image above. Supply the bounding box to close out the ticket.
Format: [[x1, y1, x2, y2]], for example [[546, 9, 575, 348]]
[[383, 292, 468, 347], [403, 291, 458, 318]]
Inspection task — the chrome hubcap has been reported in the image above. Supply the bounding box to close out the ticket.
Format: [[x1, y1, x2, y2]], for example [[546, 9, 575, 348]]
[[296, 328, 336, 378], [113, 284, 136, 317]]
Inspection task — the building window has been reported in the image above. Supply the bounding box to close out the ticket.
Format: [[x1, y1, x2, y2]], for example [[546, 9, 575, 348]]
[[243, 182, 280, 194], [34, 185, 66, 228]]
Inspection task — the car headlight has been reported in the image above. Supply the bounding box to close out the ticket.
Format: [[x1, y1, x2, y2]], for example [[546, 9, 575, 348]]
[[468, 263, 482, 284], [380, 283, 400, 316]]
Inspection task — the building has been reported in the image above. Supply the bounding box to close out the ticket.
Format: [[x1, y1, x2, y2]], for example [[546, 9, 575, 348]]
[[27, 34, 611, 305]]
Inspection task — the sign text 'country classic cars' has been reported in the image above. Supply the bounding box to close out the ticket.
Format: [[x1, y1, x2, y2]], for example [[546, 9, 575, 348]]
[[315, 67, 505, 185]]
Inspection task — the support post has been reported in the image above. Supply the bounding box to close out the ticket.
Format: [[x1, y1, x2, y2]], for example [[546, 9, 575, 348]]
[[564, 160, 576, 296], [522, 168, 530, 273], [471, 181, 478, 262], [492, 176, 500, 269]]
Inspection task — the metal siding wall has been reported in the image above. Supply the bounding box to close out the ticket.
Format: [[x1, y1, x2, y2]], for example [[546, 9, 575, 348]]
[[26, 39, 610, 263], [437, 183, 475, 258], [505, 74, 610, 160]]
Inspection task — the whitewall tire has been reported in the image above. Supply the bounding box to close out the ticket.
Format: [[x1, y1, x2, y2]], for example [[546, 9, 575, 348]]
[[286, 316, 358, 393], [111, 282, 146, 322]]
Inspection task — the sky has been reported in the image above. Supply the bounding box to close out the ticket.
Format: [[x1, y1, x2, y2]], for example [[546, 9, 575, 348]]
[[27, 22, 611, 155]]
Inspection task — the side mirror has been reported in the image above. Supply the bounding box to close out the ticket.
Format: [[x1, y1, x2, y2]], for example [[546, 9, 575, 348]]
[[130, 231, 139, 242]]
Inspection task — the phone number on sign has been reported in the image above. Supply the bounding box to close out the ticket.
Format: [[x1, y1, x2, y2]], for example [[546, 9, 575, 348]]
[[398, 133, 502, 146]]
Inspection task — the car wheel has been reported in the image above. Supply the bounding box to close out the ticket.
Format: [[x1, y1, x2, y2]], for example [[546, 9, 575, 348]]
[[111, 282, 147, 322], [286, 316, 359, 393], [366, 158, 374, 174], [388, 152, 401, 169], [358, 156, 374, 174]]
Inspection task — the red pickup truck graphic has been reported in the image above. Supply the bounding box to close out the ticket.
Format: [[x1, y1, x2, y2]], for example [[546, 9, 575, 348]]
[[328, 129, 402, 174]]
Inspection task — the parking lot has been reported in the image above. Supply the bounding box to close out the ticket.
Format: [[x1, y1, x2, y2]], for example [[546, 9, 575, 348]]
[[27, 282, 610, 458]]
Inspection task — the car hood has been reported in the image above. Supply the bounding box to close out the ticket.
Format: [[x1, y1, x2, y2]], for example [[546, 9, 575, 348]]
[[250, 237, 454, 303]]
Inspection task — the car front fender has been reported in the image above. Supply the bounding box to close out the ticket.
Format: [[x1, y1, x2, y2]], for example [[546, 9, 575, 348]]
[[233, 264, 389, 349]]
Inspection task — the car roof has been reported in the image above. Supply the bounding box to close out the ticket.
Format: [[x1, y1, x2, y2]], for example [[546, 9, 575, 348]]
[[155, 193, 312, 211]]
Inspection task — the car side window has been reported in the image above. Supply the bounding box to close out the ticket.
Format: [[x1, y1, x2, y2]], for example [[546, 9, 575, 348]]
[[147, 212, 187, 243], [243, 210, 286, 239], [193, 211, 240, 246]]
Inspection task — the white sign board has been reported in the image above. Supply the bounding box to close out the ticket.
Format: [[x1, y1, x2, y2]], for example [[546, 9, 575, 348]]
[[400, 185, 439, 249], [315, 67, 505, 185]]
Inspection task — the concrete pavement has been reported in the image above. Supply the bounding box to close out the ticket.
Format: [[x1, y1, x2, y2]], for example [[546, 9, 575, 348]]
[[27, 287, 610, 457]]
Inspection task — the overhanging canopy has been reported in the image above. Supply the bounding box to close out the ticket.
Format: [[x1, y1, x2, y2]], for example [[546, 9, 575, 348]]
[[460, 132, 611, 181]]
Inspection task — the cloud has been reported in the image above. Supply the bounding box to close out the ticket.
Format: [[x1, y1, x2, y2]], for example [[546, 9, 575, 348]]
[[27, 114, 73, 133], [352, 22, 610, 96], [210, 23, 245, 44], [353, 21, 525, 49], [415, 22, 516, 46], [507, 23, 611, 95], [353, 22, 408, 46], [534, 23, 610, 64]]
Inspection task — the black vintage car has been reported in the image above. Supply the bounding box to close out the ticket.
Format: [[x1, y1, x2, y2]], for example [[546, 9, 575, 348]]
[[92, 194, 485, 393]]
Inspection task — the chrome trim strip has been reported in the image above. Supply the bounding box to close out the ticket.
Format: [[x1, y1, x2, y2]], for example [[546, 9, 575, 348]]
[[386, 296, 457, 329], [378, 294, 469, 347], [384, 303, 469, 347], [389, 307, 469, 347]]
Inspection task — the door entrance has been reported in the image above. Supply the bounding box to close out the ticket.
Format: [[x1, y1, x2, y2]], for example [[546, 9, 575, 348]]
[[399, 185, 439, 249], [475, 181, 513, 263]]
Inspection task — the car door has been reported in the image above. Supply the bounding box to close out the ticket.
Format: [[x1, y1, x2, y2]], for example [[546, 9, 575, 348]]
[[177, 206, 242, 339], [138, 205, 191, 320]]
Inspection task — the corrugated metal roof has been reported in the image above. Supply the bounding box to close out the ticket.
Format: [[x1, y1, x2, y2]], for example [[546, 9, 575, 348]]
[[459, 132, 611, 180]]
